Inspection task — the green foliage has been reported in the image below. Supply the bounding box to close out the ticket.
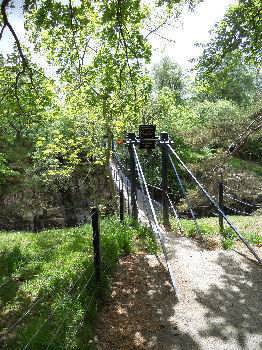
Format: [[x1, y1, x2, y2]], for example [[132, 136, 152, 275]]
[[195, 51, 260, 105], [156, 0, 202, 10], [222, 229, 262, 250], [245, 232, 262, 246], [0, 53, 57, 188], [1, 0, 259, 194], [197, 0, 262, 69], [0, 216, 157, 349], [177, 220, 215, 238], [129, 219, 159, 254], [0, 153, 18, 183], [153, 57, 186, 102], [191, 99, 243, 149], [229, 158, 262, 177], [195, 0, 262, 106], [222, 237, 235, 250], [20, 0, 162, 184]]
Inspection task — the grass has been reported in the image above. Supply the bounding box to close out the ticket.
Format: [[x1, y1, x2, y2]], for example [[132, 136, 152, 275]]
[[229, 158, 262, 177], [171, 215, 262, 250], [0, 216, 156, 350]]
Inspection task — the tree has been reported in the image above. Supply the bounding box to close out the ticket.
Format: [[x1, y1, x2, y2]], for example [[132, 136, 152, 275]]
[[195, 50, 261, 105], [153, 56, 186, 102], [197, 0, 262, 70], [0, 52, 56, 188], [0, 0, 202, 186]]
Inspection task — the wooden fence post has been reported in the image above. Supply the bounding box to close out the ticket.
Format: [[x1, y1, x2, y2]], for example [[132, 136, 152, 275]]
[[218, 182, 224, 233], [91, 207, 101, 283]]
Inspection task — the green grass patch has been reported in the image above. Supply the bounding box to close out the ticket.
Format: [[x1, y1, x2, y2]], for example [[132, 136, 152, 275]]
[[171, 215, 262, 250], [0, 217, 156, 349], [229, 157, 262, 177]]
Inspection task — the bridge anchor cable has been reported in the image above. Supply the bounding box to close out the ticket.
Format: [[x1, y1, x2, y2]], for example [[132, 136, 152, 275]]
[[166, 144, 262, 265]]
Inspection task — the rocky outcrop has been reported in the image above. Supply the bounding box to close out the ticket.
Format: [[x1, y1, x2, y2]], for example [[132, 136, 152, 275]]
[[0, 166, 115, 231]]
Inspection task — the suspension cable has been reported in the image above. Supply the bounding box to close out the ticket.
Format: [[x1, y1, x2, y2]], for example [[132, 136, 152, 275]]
[[224, 192, 262, 209], [167, 144, 262, 265], [224, 184, 262, 196], [223, 204, 251, 216], [135, 158, 156, 225], [132, 145, 178, 294], [168, 154, 201, 235], [166, 192, 182, 234]]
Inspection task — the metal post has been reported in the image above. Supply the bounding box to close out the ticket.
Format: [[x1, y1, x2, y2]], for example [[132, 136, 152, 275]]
[[127, 133, 138, 221], [91, 207, 101, 283], [218, 181, 224, 233], [160, 132, 170, 227], [127, 185, 130, 215], [119, 188, 124, 222]]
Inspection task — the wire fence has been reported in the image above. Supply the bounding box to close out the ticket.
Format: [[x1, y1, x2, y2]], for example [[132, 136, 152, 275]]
[[0, 208, 111, 349], [22, 270, 95, 350]]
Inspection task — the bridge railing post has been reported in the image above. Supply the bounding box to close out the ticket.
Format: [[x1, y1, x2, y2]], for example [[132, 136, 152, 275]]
[[119, 179, 124, 222], [127, 185, 130, 215], [127, 133, 138, 221], [160, 132, 170, 227]]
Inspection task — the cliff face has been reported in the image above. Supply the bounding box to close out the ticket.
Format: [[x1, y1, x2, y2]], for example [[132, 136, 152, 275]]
[[0, 165, 115, 231]]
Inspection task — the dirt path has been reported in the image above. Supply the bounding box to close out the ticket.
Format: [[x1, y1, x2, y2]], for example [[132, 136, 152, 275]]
[[96, 254, 180, 350], [94, 253, 193, 350], [94, 235, 262, 350]]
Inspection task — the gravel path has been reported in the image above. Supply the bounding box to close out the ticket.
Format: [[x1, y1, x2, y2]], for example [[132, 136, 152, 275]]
[[166, 234, 262, 350], [94, 236, 262, 350]]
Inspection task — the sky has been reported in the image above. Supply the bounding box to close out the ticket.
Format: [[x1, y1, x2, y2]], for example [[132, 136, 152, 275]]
[[0, 0, 237, 72], [149, 0, 236, 69]]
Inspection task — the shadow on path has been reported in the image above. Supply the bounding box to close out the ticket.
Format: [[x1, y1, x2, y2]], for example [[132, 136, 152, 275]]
[[194, 253, 262, 349], [95, 253, 200, 350]]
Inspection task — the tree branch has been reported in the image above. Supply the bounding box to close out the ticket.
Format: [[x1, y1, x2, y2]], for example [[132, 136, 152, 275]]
[[145, 17, 169, 39], [0, 23, 6, 39], [0, 0, 39, 96], [1, 0, 28, 67], [145, 24, 176, 43], [116, 0, 137, 101], [228, 111, 262, 154]]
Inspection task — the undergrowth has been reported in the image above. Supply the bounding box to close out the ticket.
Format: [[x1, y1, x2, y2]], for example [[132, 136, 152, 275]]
[[0, 216, 156, 349]]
